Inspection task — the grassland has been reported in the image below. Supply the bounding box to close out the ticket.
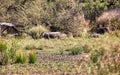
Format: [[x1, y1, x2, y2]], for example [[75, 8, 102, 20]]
[[0, 32, 120, 75]]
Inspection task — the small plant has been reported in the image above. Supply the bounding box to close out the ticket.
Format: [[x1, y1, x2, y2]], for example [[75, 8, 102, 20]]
[[91, 53, 99, 63], [70, 46, 84, 55], [83, 44, 91, 53], [0, 42, 17, 65], [99, 48, 105, 56], [29, 25, 49, 39], [114, 30, 120, 38], [15, 53, 27, 64], [91, 49, 104, 63], [59, 49, 64, 55], [29, 52, 37, 64], [0, 43, 7, 52], [59, 50, 64, 55]]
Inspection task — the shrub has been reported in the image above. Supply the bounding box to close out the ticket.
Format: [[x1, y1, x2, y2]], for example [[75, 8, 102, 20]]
[[1, 0, 120, 35], [0, 42, 7, 53], [59, 49, 64, 55], [91, 49, 105, 63], [29, 52, 37, 64], [91, 52, 99, 63], [0, 43, 8, 65], [83, 44, 91, 53], [0, 42, 17, 65], [15, 53, 27, 64], [29, 25, 49, 39], [108, 18, 120, 30], [114, 30, 120, 37], [70, 46, 84, 55], [97, 9, 120, 30], [39, 0, 85, 36]]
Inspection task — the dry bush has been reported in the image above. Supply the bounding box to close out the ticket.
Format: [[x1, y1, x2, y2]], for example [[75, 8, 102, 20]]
[[0, 0, 86, 36], [97, 8, 120, 30], [29, 25, 49, 39], [1, 0, 120, 36], [39, 0, 86, 36], [97, 9, 120, 22]]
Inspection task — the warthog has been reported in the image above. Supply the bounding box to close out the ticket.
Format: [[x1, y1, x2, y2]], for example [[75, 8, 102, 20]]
[[41, 32, 67, 39], [96, 27, 110, 34]]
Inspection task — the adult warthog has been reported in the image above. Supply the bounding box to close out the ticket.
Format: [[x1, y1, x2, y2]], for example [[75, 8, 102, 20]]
[[96, 27, 110, 34], [41, 32, 67, 39]]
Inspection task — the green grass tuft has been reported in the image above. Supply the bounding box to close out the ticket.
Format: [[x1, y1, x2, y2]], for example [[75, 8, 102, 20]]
[[15, 53, 27, 64], [29, 52, 38, 64], [70, 46, 84, 55]]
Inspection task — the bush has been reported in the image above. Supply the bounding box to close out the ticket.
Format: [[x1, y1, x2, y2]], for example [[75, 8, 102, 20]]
[[0, 42, 17, 65], [1, 0, 120, 35], [0, 43, 8, 65], [29, 52, 37, 64], [83, 44, 91, 53], [108, 18, 120, 30], [70, 46, 84, 55], [97, 9, 120, 30], [29, 25, 49, 39], [59, 49, 64, 55], [15, 53, 27, 64], [91, 52, 99, 63], [114, 30, 120, 37], [39, 0, 86, 36], [91, 49, 105, 63]]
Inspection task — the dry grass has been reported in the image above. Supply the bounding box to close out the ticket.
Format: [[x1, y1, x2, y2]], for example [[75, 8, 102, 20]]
[[0, 32, 120, 75], [1, 32, 120, 54]]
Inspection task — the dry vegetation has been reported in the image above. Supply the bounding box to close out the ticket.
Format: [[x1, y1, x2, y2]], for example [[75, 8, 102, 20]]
[[0, 32, 120, 75], [0, 0, 120, 75]]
